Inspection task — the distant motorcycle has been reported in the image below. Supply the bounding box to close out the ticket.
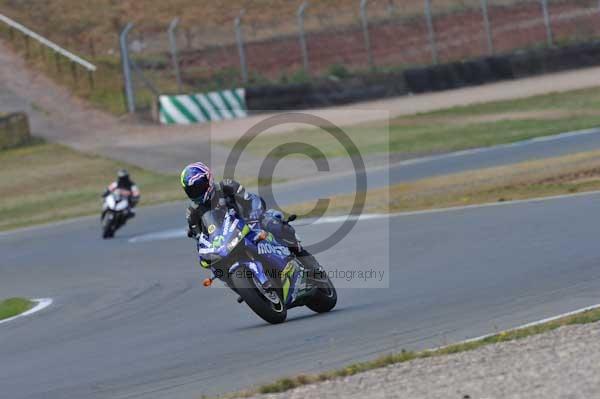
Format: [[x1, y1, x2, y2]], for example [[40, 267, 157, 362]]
[[101, 189, 131, 239], [198, 208, 337, 324]]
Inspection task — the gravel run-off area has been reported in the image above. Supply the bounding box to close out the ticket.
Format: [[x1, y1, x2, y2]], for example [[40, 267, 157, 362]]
[[250, 321, 600, 399]]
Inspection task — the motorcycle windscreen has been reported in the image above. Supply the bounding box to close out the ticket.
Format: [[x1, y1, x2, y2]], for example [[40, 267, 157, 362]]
[[200, 209, 246, 252]]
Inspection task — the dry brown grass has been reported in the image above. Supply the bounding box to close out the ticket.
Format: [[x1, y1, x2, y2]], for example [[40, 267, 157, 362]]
[[0, 142, 180, 231]]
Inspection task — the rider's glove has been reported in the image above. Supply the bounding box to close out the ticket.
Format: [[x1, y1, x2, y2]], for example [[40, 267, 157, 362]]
[[186, 207, 199, 239], [220, 179, 242, 197], [249, 208, 263, 222], [265, 209, 284, 221]]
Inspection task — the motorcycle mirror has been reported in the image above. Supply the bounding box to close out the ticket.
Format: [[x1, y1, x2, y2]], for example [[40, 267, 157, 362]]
[[287, 214, 297, 222]]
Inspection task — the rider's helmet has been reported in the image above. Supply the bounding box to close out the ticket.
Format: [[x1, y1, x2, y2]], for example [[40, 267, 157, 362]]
[[181, 162, 214, 205], [117, 169, 131, 188]]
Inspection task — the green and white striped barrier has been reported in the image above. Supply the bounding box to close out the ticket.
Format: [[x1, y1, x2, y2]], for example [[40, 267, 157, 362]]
[[159, 89, 247, 125]]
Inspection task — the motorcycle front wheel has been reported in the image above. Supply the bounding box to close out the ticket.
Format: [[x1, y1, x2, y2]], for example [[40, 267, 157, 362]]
[[232, 266, 287, 324], [306, 274, 337, 313], [102, 213, 115, 239]]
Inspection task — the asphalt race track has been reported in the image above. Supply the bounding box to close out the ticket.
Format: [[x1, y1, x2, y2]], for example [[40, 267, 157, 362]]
[[270, 127, 600, 205], [3, 130, 600, 398], [3, 174, 600, 398]]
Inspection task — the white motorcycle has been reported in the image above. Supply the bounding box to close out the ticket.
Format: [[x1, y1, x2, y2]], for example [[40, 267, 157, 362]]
[[101, 190, 131, 239]]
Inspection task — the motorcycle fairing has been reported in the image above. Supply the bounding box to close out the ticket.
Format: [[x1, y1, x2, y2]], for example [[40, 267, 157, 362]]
[[196, 209, 310, 306], [228, 260, 269, 286]]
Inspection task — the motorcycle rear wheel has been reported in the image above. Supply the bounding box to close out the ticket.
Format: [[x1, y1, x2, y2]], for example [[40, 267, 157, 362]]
[[232, 266, 287, 324]]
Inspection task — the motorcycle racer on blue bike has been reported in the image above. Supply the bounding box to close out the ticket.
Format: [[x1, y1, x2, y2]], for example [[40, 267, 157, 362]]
[[180, 162, 322, 274]]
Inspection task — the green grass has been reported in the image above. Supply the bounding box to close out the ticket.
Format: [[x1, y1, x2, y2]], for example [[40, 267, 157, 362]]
[[220, 87, 600, 159], [247, 307, 600, 395], [426, 86, 600, 117], [0, 298, 35, 321], [0, 141, 183, 231]]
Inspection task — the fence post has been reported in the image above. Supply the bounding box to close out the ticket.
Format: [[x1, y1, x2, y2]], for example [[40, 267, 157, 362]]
[[360, 0, 374, 68], [39, 40, 46, 61], [70, 61, 78, 88], [119, 22, 136, 114], [424, 0, 438, 64], [24, 34, 30, 58], [168, 18, 183, 93], [234, 10, 249, 84], [297, 1, 310, 75], [88, 71, 94, 90], [480, 0, 494, 55], [387, 0, 397, 16], [540, 0, 554, 47], [54, 52, 61, 73]]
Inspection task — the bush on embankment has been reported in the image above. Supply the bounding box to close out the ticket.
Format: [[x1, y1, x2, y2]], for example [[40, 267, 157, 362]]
[[0, 112, 31, 150]]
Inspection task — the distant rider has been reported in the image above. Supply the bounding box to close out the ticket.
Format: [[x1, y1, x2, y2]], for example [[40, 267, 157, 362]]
[[180, 162, 321, 273], [103, 169, 140, 218]]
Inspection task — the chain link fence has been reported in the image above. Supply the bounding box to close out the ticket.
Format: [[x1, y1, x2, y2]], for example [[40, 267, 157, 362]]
[[120, 0, 600, 114]]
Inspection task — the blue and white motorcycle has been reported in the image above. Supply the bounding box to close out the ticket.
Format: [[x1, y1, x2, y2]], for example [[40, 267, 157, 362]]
[[197, 208, 337, 324]]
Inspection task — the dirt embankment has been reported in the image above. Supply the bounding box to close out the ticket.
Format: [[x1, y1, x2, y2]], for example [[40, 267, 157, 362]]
[[182, 1, 600, 78]]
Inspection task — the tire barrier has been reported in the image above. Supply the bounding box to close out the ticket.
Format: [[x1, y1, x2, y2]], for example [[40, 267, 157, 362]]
[[245, 74, 408, 111], [487, 56, 514, 81], [404, 68, 431, 93], [405, 41, 600, 95], [541, 43, 600, 74], [509, 50, 545, 78], [168, 41, 600, 116], [246, 83, 313, 110], [158, 89, 247, 125], [0, 112, 31, 150]]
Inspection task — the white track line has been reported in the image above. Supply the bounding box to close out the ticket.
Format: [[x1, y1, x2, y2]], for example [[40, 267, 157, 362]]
[[271, 126, 600, 187], [129, 190, 600, 242], [0, 298, 53, 326], [129, 228, 186, 243], [434, 302, 600, 351], [395, 126, 600, 168], [305, 189, 600, 225], [4, 127, 600, 239]]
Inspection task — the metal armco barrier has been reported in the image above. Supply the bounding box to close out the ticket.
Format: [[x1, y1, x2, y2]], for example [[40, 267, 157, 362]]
[[158, 89, 247, 125], [0, 13, 96, 72]]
